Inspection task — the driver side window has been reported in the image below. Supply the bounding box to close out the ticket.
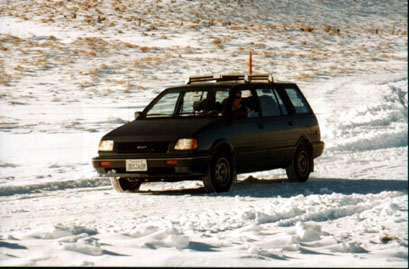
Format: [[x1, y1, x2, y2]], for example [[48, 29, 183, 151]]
[[181, 91, 208, 115], [237, 89, 259, 118]]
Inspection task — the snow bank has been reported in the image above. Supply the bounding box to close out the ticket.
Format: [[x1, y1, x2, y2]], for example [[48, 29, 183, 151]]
[[312, 74, 408, 152]]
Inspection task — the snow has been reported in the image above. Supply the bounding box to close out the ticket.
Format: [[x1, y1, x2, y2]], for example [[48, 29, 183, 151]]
[[0, 0, 407, 267]]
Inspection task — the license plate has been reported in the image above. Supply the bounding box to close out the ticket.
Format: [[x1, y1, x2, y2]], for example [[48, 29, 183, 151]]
[[126, 159, 147, 172]]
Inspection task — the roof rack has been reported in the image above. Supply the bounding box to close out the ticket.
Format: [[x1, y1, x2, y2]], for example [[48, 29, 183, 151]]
[[186, 74, 274, 84]]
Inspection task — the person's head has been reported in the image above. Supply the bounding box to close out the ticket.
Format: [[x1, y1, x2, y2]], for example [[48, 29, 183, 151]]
[[233, 90, 242, 106]]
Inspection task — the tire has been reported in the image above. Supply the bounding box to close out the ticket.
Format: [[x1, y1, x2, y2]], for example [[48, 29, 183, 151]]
[[202, 151, 234, 193], [110, 177, 142, 193], [286, 144, 311, 182]]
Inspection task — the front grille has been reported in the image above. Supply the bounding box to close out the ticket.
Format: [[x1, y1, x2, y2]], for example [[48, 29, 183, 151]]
[[116, 142, 170, 153]]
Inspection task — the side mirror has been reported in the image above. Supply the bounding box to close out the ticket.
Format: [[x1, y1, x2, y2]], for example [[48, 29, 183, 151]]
[[134, 111, 142, 119]]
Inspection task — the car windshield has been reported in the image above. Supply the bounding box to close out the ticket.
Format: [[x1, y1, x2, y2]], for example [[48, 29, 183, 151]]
[[145, 88, 230, 118]]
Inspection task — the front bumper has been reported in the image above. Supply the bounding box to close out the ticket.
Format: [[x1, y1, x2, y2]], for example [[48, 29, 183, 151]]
[[92, 155, 210, 181]]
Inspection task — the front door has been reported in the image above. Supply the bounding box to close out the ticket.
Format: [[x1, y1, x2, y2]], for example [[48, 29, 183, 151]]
[[227, 88, 267, 173]]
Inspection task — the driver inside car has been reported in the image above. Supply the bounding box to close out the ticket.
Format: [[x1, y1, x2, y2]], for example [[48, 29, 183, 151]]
[[231, 90, 248, 118], [224, 90, 258, 119]]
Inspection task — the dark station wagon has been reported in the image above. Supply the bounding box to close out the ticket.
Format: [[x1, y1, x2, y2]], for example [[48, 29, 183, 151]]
[[92, 74, 324, 193]]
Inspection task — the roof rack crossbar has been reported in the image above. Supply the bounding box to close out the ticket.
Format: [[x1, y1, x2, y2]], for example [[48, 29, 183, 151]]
[[186, 74, 274, 84]]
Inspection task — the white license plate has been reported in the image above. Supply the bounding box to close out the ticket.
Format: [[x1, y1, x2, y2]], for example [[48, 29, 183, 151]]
[[126, 159, 147, 172]]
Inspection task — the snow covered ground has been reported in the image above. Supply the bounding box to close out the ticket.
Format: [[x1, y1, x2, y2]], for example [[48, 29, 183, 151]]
[[0, 0, 407, 267]]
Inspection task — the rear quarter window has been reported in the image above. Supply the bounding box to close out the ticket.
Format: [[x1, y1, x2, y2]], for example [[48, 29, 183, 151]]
[[284, 88, 311, 114]]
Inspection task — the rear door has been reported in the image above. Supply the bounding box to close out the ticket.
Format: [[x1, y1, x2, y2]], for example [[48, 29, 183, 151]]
[[277, 84, 316, 150], [255, 87, 294, 168]]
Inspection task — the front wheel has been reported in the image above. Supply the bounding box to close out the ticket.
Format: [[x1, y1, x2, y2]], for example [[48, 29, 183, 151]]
[[202, 151, 234, 193], [110, 177, 142, 193], [286, 145, 312, 182]]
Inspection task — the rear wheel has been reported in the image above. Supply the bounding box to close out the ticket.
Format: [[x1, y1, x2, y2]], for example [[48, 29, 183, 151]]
[[110, 177, 142, 192], [203, 151, 234, 193], [286, 144, 311, 182]]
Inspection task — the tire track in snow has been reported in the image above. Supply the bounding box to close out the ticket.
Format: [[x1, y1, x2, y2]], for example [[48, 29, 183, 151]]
[[0, 178, 110, 196]]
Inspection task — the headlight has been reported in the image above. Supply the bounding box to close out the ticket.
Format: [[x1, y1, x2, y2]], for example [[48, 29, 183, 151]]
[[98, 140, 114, 151], [174, 138, 198, 150]]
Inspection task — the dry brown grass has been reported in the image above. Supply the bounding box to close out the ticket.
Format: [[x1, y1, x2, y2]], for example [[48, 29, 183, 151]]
[[297, 71, 312, 81], [213, 39, 223, 49], [229, 25, 242, 30], [87, 68, 98, 79], [0, 64, 11, 86], [140, 46, 149, 53], [1, 0, 405, 97], [115, 80, 126, 85], [368, 29, 380, 35], [14, 65, 25, 72], [324, 25, 341, 35], [300, 25, 314, 32], [133, 60, 142, 68]]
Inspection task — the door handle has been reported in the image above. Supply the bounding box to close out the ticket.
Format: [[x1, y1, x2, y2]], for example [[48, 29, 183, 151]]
[[258, 123, 264, 129], [288, 121, 294, 126]]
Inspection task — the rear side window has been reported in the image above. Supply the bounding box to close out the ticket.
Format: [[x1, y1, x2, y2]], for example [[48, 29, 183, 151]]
[[284, 88, 311, 114], [256, 88, 285, 117]]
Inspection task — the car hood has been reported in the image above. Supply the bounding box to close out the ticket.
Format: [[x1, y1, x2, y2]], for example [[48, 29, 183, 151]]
[[103, 118, 218, 142]]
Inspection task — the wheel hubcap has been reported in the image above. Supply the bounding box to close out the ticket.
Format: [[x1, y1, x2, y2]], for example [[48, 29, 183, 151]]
[[215, 158, 230, 187], [297, 151, 309, 177]]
